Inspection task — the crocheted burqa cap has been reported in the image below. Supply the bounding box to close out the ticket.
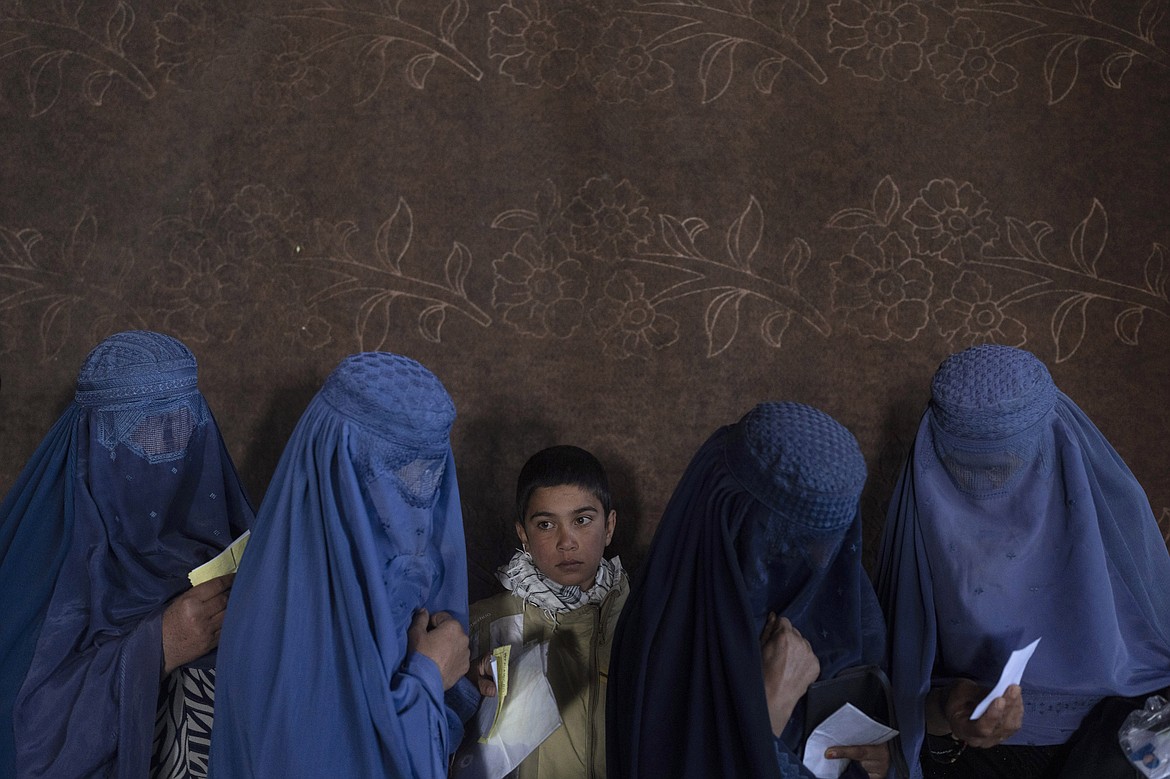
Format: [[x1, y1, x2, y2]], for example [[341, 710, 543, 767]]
[[320, 352, 455, 460], [931, 344, 1056, 441], [73, 331, 198, 407], [724, 401, 866, 531]]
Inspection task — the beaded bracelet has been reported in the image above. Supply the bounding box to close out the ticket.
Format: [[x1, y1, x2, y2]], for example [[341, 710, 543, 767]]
[[926, 733, 967, 764]]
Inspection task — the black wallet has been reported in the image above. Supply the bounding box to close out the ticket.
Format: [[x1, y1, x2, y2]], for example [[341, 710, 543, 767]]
[[803, 665, 910, 778]]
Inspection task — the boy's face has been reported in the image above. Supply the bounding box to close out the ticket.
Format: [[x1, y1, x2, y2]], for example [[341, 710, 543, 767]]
[[516, 484, 616, 589]]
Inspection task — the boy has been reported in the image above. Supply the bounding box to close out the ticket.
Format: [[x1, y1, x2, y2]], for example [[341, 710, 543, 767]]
[[465, 445, 628, 779]]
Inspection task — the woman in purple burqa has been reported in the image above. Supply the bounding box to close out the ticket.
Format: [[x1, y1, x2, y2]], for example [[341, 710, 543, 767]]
[[878, 345, 1170, 778], [0, 331, 254, 778]]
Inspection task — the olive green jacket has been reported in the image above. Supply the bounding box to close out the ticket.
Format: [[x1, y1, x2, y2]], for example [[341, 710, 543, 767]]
[[468, 573, 630, 779]]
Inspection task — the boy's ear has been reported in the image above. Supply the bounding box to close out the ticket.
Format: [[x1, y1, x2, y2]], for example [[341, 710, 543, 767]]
[[515, 521, 529, 547], [604, 510, 616, 545]]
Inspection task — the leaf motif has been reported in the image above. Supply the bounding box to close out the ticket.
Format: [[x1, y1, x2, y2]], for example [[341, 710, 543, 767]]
[[40, 296, 73, 359], [83, 70, 113, 105], [1100, 50, 1134, 89], [418, 304, 446, 343], [188, 184, 215, 227], [704, 288, 748, 357], [405, 53, 437, 90], [1068, 198, 1107, 277], [871, 176, 900, 227], [356, 39, 390, 103], [760, 308, 791, 348], [779, 238, 810, 287], [491, 209, 540, 231], [1050, 293, 1092, 363], [699, 37, 740, 105], [826, 208, 879, 231], [1114, 306, 1144, 346], [29, 51, 67, 117], [1043, 35, 1086, 105], [661, 214, 700, 259], [726, 196, 762, 271], [375, 199, 412, 275], [67, 208, 97, 269], [1139, 0, 1166, 41], [107, 1, 133, 51], [444, 241, 472, 296], [752, 58, 785, 94], [357, 292, 397, 351], [534, 179, 560, 224], [780, 0, 810, 30], [1145, 243, 1167, 298], [1005, 217, 1052, 263], [438, 0, 469, 44], [0, 227, 43, 269]]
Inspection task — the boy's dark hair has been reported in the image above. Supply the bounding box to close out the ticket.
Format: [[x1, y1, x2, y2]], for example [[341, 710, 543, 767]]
[[516, 445, 612, 521]]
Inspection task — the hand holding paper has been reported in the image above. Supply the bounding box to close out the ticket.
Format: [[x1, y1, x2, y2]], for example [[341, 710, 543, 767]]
[[971, 638, 1040, 720], [189, 530, 251, 586], [803, 704, 897, 779]]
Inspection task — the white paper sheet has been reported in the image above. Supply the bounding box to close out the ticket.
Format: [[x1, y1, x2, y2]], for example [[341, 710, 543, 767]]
[[802, 703, 899, 779], [970, 637, 1041, 720]]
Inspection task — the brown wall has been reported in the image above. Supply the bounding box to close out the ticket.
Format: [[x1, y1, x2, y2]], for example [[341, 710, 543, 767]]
[[1, 1, 1167, 600]]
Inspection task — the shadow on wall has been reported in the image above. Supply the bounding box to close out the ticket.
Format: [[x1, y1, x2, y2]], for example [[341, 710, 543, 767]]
[[859, 390, 926, 577], [238, 377, 326, 510]]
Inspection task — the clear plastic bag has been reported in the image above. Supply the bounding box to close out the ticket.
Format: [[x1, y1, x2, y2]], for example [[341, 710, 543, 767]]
[[1119, 695, 1170, 778]]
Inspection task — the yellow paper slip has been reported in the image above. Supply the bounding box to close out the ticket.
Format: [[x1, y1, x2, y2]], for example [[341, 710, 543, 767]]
[[188, 530, 251, 586], [481, 644, 511, 743]]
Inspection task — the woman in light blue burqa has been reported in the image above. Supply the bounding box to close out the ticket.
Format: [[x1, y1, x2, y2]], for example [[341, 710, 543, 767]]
[[878, 345, 1170, 778], [209, 352, 473, 778]]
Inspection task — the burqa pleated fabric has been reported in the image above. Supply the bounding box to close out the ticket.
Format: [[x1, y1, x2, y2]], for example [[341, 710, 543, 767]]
[[208, 352, 469, 778], [0, 330, 255, 778], [608, 402, 886, 779], [877, 345, 1170, 778]]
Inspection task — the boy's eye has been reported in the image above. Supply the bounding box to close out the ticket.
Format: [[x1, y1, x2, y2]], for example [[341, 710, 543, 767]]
[[574, 515, 594, 525], [536, 520, 554, 531]]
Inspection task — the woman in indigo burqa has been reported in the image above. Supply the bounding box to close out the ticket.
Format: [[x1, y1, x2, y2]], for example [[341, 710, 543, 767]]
[[878, 344, 1170, 778], [0, 331, 254, 778], [209, 352, 474, 778], [608, 402, 894, 778]]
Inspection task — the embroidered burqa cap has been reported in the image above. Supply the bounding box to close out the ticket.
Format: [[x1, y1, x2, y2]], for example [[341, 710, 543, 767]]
[[210, 352, 469, 779], [878, 345, 1170, 779], [609, 402, 884, 779]]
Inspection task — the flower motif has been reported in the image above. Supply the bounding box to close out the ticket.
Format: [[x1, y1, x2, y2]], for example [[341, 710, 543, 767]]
[[154, 0, 242, 87], [929, 17, 1018, 104], [220, 185, 303, 262], [905, 179, 999, 263], [590, 270, 678, 359], [492, 234, 588, 338], [488, 1, 588, 88], [566, 176, 654, 262], [934, 270, 1026, 347], [827, 0, 927, 81], [152, 238, 249, 343], [253, 26, 329, 107], [586, 18, 673, 103], [831, 233, 933, 340]]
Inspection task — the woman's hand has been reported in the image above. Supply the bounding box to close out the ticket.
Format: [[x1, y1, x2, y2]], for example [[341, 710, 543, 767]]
[[825, 743, 890, 779], [467, 651, 497, 697], [929, 678, 1023, 748], [407, 609, 469, 691], [760, 612, 820, 737], [161, 573, 234, 675]]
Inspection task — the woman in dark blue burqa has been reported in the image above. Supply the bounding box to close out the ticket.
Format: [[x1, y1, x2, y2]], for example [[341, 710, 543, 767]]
[[209, 352, 473, 778], [0, 330, 254, 778], [608, 402, 890, 778], [878, 344, 1170, 778]]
